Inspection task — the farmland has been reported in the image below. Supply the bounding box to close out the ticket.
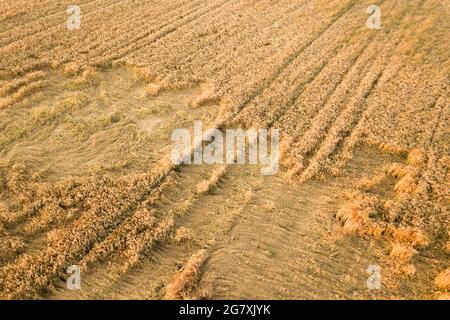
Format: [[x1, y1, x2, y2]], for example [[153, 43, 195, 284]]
[[0, 0, 449, 299]]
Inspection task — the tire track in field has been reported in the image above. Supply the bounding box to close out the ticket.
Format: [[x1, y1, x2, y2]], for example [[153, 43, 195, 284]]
[[217, 0, 358, 128], [280, 0, 416, 178], [285, 37, 391, 177], [297, 0, 428, 182], [58, 2, 364, 268], [99, 149, 414, 299], [276, 31, 384, 146], [138, 0, 310, 78], [57, 0, 207, 68], [0, 0, 126, 48], [49, 164, 225, 299], [1, 0, 446, 300], [0, 0, 98, 46], [278, 0, 406, 149], [73, 0, 208, 66], [52, 0, 199, 68], [92, 0, 224, 64], [196, 148, 429, 299], [80, 1, 370, 288], [105, 0, 234, 65], [0, 0, 69, 27], [269, 0, 403, 131], [0, 158, 176, 299], [230, 0, 383, 131]]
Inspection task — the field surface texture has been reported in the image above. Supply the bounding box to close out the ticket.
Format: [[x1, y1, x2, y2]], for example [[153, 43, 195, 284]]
[[0, 0, 449, 299]]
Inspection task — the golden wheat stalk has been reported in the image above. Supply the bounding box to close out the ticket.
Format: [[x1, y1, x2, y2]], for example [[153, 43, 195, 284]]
[[165, 249, 208, 300]]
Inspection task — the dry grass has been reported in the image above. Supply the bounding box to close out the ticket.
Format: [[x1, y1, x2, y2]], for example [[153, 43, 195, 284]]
[[0, 0, 447, 300], [357, 172, 387, 190], [389, 243, 417, 263], [365, 139, 409, 157], [336, 191, 383, 237], [63, 62, 81, 76], [0, 80, 47, 109], [0, 71, 46, 97], [0, 237, 25, 264], [173, 227, 192, 243], [388, 226, 428, 248], [435, 268, 450, 291], [196, 165, 226, 195], [165, 249, 208, 300], [336, 151, 430, 277], [170, 166, 226, 218]]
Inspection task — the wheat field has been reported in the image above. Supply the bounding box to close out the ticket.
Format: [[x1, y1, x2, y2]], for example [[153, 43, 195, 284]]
[[0, 0, 449, 300]]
